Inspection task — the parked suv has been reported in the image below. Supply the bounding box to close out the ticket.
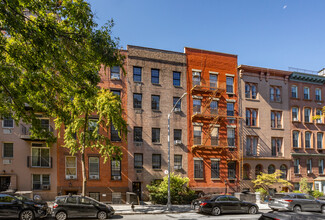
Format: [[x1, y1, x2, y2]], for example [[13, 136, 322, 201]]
[[0, 193, 49, 220], [268, 193, 325, 213], [52, 195, 114, 220]]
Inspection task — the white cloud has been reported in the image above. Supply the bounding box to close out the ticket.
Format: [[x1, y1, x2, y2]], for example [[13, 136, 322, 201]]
[[283, 5, 287, 9]]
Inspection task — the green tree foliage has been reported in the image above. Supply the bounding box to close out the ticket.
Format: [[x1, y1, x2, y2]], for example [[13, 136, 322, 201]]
[[312, 190, 324, 198], [252, 170, 292, 194], [299, 177, 310, 194], [146, 173, 197, 204]]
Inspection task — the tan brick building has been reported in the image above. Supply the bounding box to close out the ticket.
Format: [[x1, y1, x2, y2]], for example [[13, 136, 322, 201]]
[[126, 45, 187, 200]]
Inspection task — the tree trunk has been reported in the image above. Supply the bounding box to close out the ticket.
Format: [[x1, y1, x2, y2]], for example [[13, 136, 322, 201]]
[[81, 111, 89, 196]]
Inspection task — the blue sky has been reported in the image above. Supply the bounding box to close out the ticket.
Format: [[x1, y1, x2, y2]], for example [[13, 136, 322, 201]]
[[87, 0, 325, 72]]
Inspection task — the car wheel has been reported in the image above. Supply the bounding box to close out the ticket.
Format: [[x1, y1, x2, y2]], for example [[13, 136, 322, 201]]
[[211, 206, 221, 216], [20, 210, 34, 220], [293, 205, 302, 213], [98, 211, 107, 220], [321, 205, 325, 214], [56, 211, 67, 220], [248, 206, 257, 214]]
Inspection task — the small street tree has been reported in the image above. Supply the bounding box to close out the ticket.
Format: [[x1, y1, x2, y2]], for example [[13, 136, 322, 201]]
[[252, 170, 292, 194], [299, 177, 310, 194]]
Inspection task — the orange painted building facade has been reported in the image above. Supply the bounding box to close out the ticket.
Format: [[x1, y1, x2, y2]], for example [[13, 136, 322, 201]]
[[185, 47, 240, 194], [56, 53, 129, 203]]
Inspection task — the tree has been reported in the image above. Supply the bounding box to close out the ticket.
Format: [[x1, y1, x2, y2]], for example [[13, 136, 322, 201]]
[[252, 170, 292, 194], [299, 177, 310, 194], [146, 173, 197, 204]]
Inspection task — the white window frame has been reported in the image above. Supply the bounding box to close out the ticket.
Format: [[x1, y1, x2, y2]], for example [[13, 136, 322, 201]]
[[292, 107, 299, 121], [89, 157, 100, 179], [304, 87, 310, 100], [2, 116, 14, 128], [316, 88, 322, 101], [293, 131, 299, 148], [316, 109, 323, 123], [291, 85, 298, 98], [31, 147, 50, 168], [65, 156, 77, 179]]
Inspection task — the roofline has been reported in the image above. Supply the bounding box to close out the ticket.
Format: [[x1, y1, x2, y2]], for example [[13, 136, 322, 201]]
[[238, 64, 292, 76], [184, 47, 237, 58], [127, 45, 185, 56]]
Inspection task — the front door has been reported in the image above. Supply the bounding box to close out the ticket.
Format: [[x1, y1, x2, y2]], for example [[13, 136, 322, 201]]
[[0, 176, 10, 192], [132, 182, 142, 201]]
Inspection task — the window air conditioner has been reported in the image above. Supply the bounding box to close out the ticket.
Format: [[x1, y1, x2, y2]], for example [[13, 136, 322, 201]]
[[174, 165, 182, 170], [307, 170, 311, 174], [3, 159, 12, 165], [112, 176, 121, 180], [111, 75, 120, 80], [174, 140, 182, 145], [90, 175, 99, 180], [66, 175, 76, 180], [174, 108, 181, 112], [193, 72, 200, 77]]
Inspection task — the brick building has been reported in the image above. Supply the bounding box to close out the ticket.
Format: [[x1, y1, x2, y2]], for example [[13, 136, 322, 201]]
[[56, 52, 129, 203], [185, 47, 239, 194], [238, 65, 292, 193], [126, 45, 187, 200], [289, 71, 325, 192]]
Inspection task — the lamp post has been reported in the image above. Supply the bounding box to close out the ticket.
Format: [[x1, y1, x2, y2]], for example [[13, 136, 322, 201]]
[[167, 92, 187, 211]]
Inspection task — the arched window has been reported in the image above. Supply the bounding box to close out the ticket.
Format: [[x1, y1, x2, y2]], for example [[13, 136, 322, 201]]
[[243, 164, 251, 180], [255, 164, 263, 177], [268, 164, 275, 174], [280, 164, 287, 179]]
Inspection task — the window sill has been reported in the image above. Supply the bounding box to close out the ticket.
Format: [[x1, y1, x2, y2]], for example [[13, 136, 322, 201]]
[[111, 178, 122, 181], [111, 140, 122, 143], [153, 169, 162, 171], [305, 148, 314, 150], [316, 123, 325, 125], [134, 81, 143, 84], [245, 98, 259, 102], [226, 92, 235, 95], [294, 173, 301, 176], [315, 100, 322, 102], [292, 120, 301, 123], [211, 178, 221, 181], [88, 178, 100, 181], [290, 97, 299, 100], [153, 142, 162, 145], [152, 110, 162, 113], [152, 83, 161, 86], [174, 85, 182, 88], [246, 126, 260, 129], [110, 78, 121, 81], [303, 99, 312, 101], [270, 101, 282, 103], [2, 127, 13, 129], [271, 128, 284, 130], [194, 178, 204, 180], [304, 122, 313, 124]]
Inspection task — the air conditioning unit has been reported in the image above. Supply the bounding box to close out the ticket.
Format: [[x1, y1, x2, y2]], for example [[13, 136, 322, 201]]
[[193, 72, 200, 77], [42, 185, 50, 190], [174, 140, 182, 145], [3, 159, 12, 165], [3, 129, 12, 134], [66, 175, 76, 180], [111, 75, 120, 80], [135, 142, 142, 147], [307, 170, 311, 174], [174, 108, 181, 112], [174, 165, 182, 170], [89, 175, 99, 180], [112, 176, 121, 180]]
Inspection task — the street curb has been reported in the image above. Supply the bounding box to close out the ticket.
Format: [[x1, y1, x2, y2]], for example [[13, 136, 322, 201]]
[[115, 210, 196, 215]]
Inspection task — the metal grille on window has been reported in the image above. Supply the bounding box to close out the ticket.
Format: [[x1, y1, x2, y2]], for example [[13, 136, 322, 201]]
[[3, 143, 13, 158], [228, 162, 236, 179], [134, 154, 143, 169]]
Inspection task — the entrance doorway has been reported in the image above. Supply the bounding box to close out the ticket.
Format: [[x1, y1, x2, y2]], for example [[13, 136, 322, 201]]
[[0, 176, 10, 192], [132, 182, 141, 201]]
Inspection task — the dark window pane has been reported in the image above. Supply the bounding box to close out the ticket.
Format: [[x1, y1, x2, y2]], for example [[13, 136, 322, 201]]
[[133, 93, 142, 109], [152, 154, 161, 169], [173, 72, 181, 86], [211, 160, 220, 178], [134, 127, 142, 142], [111, 160, 121, 180], [174, 129, 182, 141], [152, 128, 160, 143], [173, 97, 181, 109], [134, 154, 143, 169], [194, 160, 203, 178], [111, 124, 121, 141], [151, 95, 160, 110], [133, 67, 142, 82], [151, 69, 159, 84]]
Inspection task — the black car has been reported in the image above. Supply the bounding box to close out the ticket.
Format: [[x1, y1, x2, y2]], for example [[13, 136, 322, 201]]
[[191, 194, 218, 211], [0, 193, 49, 220], [52, 195, 114, 220], [199, 195, 259, 216]]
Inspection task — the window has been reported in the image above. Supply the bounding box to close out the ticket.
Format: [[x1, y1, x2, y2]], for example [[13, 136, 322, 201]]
[[226, 77, 234, 93], [307, 159, 312, 173], [192, 71, 201, 86], [88, 118, 99, 134], [243, 164, 250, 180], [32, 174, 50, 190], [280, 165, 287, 179], [152, 154, 161, 169], [304, 87, 310, 99], [174, 155, 182, 170], [210, 74, 218, 89], [193, 99, 201, 113], [268, 165, 275, 174], [151, 69, 159, 84], [211, 127, 219, 146], [133, 93, 142, 109], [228, 161, 236, 179], [227, 103, 234, 116], [318, 133, 323, 149], [293, 131, 299, 148], [271, 138, 282, 156], [270, 87, 275, 102], [316, 88, 322, 101], [305, 131, 311, 148], [211, 159, 220, 179], [210, 101, 218, 114], [304, 108, 311, 122], [294, 183, 300, 191], [291, 86, 298, 98], [65, 156, 77, 179], [151, 95, 160, 111], [134, 127, 142, 142], [134, 154, 143, 169], [152, 128, 160, 143], [292, 107, 299, 121], [193, 126, 202, 145], [3, 143, 13, 158], [133, 67, 142, 82], [270, 86, 281, 102], [294, 159, 300, 174], [194, 159, 204, 178], [31, 147, 50, 167], [255, 164, 263, 177], [110, 66, 120, 80], [174, 129, 182, 141], [316, 109, 323, 123], [111, 90, 121, 98], [227, 128, 235, 147], [319, 159, 324, 175], [275, 87, 281, 102], [2, 116, 13, 128], [245, 83, 257, 99], [111, 124, 121, 142], [89, 157, 99, 179], [173, 97, 181, 109], [246, 136, 258, 156], [111, 160, 121, 180], [271, 111, 282, 128], [173, 72, 181, 86], [89, 192, 100, 201], [246, 109, 258, 126]]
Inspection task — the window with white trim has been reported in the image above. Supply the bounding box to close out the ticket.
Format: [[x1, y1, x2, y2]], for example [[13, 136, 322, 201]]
[[211, 127, 219, 146], [193, 99, 201, 114], [294, 159, 300, 174], [245, 83, 257, 99], [307, 159, 312, 173], [316, 109, 323, 123], [227, 128, 235, 147], [305, 131, 312, 148], [226, 77, 234, 93], [291, 85, 298, 98], [316, 88, 322, 101], [111, 160, 121, 180], [304, 108, 311, 123], [89, 157, 99, 179], [210, 74, 218, 89], [192, 71, 201, 86], [304, 87, 310, 100], [2, 116, 13, 128], [193, 126, 202, 145], [65, 156, 77, 179], [293, 131, 299, 148], [292, 107, 299, 121], [319, 159, 324, 175], [174, 155, 182, 170]]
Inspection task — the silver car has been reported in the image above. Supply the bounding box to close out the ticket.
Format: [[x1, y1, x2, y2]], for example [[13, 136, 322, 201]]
[[268, 193, 325, 213]]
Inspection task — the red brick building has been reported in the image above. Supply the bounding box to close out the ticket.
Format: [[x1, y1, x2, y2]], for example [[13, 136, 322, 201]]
[[185, 47, 240, 194]]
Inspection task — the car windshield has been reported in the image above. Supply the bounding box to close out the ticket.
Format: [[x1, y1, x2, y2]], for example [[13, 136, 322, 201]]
[[14, 195, 32, 201]]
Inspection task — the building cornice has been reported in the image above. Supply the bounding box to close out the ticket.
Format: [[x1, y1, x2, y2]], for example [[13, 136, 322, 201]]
[[289, 72, 325, 85]]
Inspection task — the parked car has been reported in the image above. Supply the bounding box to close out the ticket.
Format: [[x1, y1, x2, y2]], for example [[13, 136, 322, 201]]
[[191, 194, 218, 211], [268, 193, 325, 213], [197, 195, 258, 216], [0, 193, 49, 220], [259, 211, 325, 220], [52, 195, 115, 220]]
